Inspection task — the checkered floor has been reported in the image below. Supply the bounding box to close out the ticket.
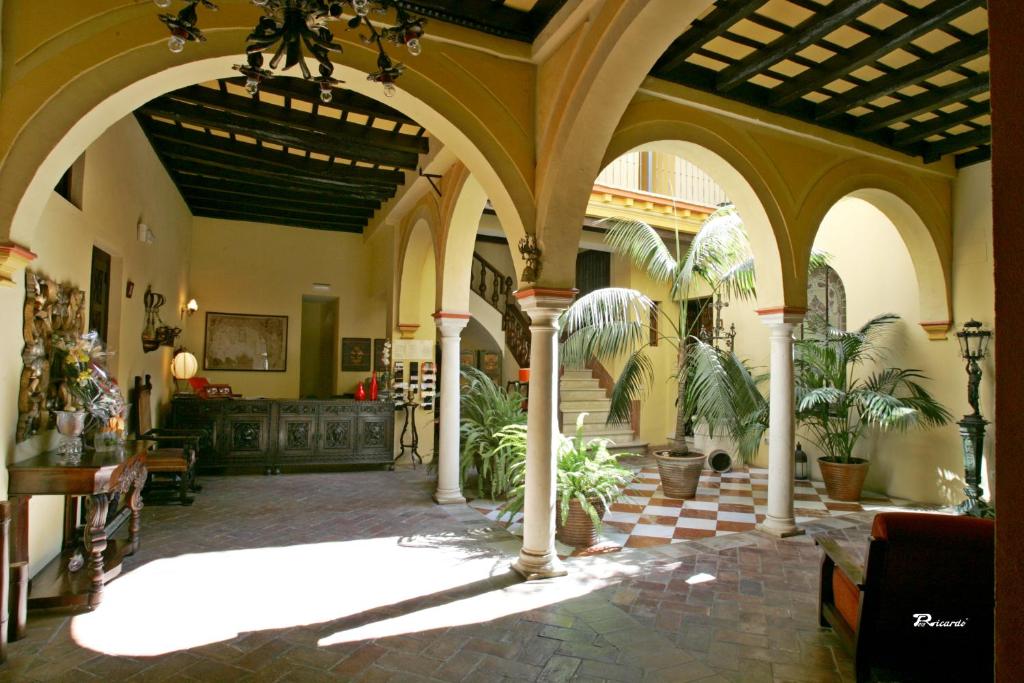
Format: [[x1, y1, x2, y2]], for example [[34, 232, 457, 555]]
[[469, 465, 893, 552]]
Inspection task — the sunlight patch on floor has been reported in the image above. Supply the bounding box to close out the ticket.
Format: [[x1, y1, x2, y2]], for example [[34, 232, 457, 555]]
[[71, 533, 518, 656]]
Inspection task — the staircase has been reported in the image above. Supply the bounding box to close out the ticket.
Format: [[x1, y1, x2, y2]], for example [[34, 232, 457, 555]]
[[560, 368, 648, 454]]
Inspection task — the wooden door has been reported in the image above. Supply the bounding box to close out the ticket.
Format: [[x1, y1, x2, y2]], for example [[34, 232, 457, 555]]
[[575, 250, 611, 298], [89, 246, 111, 344]]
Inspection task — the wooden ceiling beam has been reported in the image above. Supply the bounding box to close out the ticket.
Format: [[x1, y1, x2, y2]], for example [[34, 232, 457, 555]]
[[139, 117, 404, 187], [855, 72, 989, 132], [192, 207, 365, 233], [955, 145, 991, 168], [165, 158, 396, 200], [140, 97, 420, 168], [771, 0, 984, 106], [186, 198, 369, 225], [168, 85, 428, 156], [173, 177, 382, 211], [181, 189, 377, 218], [815, 32, 989, 121], [155, 147, 397, 197], [656, 0, 768, 75], [222, 77, 417, 125], [715, 0, 884, 93], [923, 126, 991, 163], [892, 99, 991, 147]]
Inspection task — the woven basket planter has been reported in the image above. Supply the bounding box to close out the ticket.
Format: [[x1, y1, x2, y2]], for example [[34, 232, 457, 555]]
[[654, 451, 707, 499], [556, 498, 606, 548], [818, 457, 870, 502]]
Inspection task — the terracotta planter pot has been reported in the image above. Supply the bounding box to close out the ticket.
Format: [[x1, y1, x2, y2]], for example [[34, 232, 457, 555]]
[[818, 457, 869, 502], [654, 450, 707, 499], [556, 498, 606, 548]]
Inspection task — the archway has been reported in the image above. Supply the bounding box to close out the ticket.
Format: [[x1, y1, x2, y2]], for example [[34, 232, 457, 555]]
[[1, 28, 531, 253], [397, 218, 437, 336], [798, 165, 953, 328]]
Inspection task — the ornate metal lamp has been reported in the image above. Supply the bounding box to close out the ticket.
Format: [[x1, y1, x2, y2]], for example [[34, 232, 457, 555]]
[[155, 1, 426, 100], [955, 319, 993, 516]]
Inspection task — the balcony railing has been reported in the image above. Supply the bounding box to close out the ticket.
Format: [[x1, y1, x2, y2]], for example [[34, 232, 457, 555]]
[[595, 153, 729, 209]]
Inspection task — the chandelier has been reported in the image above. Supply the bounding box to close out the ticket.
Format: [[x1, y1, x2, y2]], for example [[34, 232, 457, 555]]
[[154, 1, 426, 100]]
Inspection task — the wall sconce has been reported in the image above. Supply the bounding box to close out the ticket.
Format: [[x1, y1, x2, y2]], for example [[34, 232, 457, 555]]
[[181, 298, 198, 319], [126, 280, 135, 299]]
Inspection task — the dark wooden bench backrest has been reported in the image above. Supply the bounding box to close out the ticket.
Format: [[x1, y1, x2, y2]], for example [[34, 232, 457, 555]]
[[132, 375, 155, 436]]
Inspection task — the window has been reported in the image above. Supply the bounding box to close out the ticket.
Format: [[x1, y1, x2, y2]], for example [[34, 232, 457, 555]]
[[803, 265, 846, 337]]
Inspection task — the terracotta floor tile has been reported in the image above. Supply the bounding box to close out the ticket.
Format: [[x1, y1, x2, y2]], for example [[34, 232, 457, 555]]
[[673, 527, 717, 540]]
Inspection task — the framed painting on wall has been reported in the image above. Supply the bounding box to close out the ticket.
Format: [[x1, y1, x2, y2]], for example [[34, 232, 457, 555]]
[[373, 338, 390, 372], [478, 350, 501, 382], [342, 337, 372, 372], [203, 312, 288, 372], [459, 350, 476, 367]]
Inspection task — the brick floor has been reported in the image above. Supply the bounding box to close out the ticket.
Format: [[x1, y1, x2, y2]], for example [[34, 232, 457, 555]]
[[0, 465, 880, 682]]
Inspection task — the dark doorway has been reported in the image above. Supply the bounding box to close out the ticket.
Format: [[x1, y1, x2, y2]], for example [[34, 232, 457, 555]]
[[575, 249, 611, 297], [89, 246, 112, 344]]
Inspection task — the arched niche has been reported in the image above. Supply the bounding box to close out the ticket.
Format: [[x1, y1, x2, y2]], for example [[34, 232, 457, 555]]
[[397, 218, 437, 333]]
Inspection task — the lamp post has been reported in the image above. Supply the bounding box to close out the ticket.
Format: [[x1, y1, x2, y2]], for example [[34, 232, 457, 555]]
[[955, 319, 992, 517]]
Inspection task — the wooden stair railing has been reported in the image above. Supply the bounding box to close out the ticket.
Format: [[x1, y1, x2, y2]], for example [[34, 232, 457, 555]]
[[470, 251, 531, 368]]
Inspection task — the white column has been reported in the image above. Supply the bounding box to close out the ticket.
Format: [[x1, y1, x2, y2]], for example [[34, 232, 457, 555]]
[[757, 309, 806, 538], [512, 288, 575, 580], [433, 313, 470, 505]]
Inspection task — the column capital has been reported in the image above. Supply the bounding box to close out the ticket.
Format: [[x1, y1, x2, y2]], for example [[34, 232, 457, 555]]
[[515, 288, 577, 325], [433, 311, 470, 337], [756, 306, 806, 327], [0, 242, 37, 287], [397, 323, 420, 340]]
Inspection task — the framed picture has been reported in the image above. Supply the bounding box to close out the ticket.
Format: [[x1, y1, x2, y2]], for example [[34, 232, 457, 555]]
[[342, 337, 372, 372], [479, 350, 501, 382], [373, 338, 389, 372], [203, 312, 288, 372]]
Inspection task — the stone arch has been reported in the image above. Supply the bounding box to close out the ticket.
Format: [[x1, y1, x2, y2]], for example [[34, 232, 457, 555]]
[[797, 159, 953, 327], [435, 164, 491, 313], [0, 18, 532, 253], [533, 0, 717, 287], [603, 121, 793, 309], [397, 198, 441, 331]]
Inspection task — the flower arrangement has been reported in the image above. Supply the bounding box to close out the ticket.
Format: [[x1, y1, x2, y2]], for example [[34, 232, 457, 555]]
[[53, 331, 127, 434]]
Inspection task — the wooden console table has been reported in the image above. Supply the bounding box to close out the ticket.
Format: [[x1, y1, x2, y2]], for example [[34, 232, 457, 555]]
[[7, 442, 147, 638]]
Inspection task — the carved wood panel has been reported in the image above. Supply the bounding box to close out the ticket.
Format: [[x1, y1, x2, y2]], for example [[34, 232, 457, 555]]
[[17, 271, 85, 442]]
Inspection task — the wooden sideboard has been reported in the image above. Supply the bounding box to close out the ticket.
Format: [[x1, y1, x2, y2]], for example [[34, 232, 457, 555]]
[[170, 397, 395, 472]]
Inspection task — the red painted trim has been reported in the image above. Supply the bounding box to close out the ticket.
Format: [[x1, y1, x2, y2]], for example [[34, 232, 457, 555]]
[[432, 311, 471, 319], [0, 243, 37, 261], [514, 287, 579, 300], [755, 306, 808, 316]]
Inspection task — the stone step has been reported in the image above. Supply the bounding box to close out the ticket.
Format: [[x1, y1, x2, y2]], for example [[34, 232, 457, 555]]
[[559, 378, 603, 391], [608, 440, 649, 455], [560, 369, 595, 381], [560, 388, 609, 402], [562, 422, 634, 437], [562, 410, 610, 426], [561, 399, 612, 412]]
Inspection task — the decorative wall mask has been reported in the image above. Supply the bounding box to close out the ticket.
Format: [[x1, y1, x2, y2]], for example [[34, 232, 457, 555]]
[[142, 286, 181, 352], [17, 271, 86, 442]]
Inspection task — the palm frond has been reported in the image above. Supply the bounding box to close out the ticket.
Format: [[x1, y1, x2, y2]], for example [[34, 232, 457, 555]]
[[676, 204, 755, 300], [560, 288, 653, 367], [608, 349, 654, 424], [600, 217, 677, 284]]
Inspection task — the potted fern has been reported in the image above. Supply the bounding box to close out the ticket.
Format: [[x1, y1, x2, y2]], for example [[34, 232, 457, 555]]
[[498, 413, 634, 548], [795, 313, 951, 501], [458, 365, 527, 499]]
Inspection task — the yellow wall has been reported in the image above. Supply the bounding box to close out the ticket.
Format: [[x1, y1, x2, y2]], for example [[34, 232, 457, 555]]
[[1, 116, 192, 575], [185, 219, 388, 398]]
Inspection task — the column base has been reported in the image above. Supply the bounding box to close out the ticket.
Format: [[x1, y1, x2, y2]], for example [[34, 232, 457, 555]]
[[512, 548, 567, 581], [756, 517, 805, 538], [432, 490, 466, 505]]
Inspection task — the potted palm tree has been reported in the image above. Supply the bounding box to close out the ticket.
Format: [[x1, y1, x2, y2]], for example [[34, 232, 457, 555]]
[[560, 205, 823, 498], [498, 413, 634, 547], [795, 313, 952, 501]]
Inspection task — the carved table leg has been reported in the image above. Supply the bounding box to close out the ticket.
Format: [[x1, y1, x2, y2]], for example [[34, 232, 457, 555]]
[[9, 496, 30, 641], [83, 494, 110, 609], [128, 464, 146, 555]]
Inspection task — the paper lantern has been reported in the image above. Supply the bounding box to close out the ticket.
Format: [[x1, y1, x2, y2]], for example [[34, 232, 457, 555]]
[[171, 351, 199, 380]]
